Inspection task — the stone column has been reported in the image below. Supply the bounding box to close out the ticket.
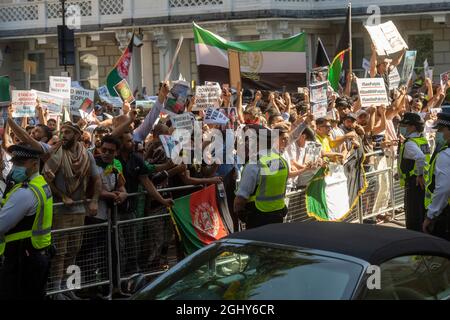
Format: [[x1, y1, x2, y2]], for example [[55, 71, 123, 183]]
[[153, 27, 170, 82], [256, 21, 272, 40]]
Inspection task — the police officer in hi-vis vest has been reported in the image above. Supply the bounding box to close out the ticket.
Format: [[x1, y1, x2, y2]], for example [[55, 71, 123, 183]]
[[0, 144, 53, 299], [423, 110, 450, 241], [234, 125, 290, 229], [398, 112, 431, 232]]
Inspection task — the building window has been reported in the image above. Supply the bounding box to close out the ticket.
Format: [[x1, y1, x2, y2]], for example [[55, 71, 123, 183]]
[[408, 34, 433, 66], [27, 51, 46, 91], [77, 49, 98, 89]]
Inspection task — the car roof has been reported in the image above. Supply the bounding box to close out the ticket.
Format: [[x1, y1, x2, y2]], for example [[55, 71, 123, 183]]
[[225, 221, 450, 265]]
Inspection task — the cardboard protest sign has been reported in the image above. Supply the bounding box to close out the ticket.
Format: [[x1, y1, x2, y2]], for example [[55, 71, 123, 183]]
[[400, 51, 417, 84], [440, 71, 450, 88], [33, 90, 64, 114], [113, 79, 135, 104], [11, 90, 37, 118], [365, 21, 408, 57], [97, 85, 123, 108], [171, 113, 194, 133], [70, 88, 95, 114], [228, 49, 241, 90], [388, 67, 401, 90], [194, 83, 221, 111], [356, 78, 389, 108], [204, 107, 229, 125], [164, 80, 190, 115], [49, 76, 71, 99]]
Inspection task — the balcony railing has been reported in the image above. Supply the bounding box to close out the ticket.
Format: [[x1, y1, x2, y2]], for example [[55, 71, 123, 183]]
[[0, 0, 447, 33]]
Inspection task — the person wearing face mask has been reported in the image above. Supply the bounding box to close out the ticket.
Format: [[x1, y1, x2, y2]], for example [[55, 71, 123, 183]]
[[0, 144, 53, 299], [422, 110, 450, 241], [398, 112, 431, 232]]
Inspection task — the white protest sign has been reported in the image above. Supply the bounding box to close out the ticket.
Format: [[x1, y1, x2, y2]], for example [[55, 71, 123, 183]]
[[194, 83, 221, 111], [440, 71, 450, 88], [204, 107, 229, 125], [401, 51, 417, 84], [97, 85, 123, 108], [171, 113, 194, 132], [33, 90, 64, 114], [11, 90, 37, 118], [365, 21, 408, 57], [70, 88, 95, 113], [309, 81, 328, 103], [389, 67, 401, 90], [362, 58, 371, 71], [356, 78, 389, 108], [49, 76, 71, 99], [311, 102, 328, 119]]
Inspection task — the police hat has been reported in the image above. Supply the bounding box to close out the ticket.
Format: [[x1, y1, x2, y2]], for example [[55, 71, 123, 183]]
[[399, 112, 424, 126], [8, 143, 43, 161], [433, 108, 450, 129]]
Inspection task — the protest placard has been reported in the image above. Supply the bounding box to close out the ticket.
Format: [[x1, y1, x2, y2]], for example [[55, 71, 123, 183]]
[[11, 90, 37, 118], [228, 49, 241, 90], [309, 67, 328, 85], [194, 83, 221, 111], [136, 98, 157, 109], [49, 76, 71, 99], [204, 107, 229, 125], [311, 102, 328, 119], [356, 78, 389, 108], [365, 21, 408, 57], [171, 113, 194, 132], [440, 71, 450, 87], [70, 88, 95, 113], [33, 90, 64, 114], [389, 67, 401, 90], [163, 80, 190, 115], [310, 81, 327, 103], [97, 85, 123, 108], [401, 51, 417, 84], [303, 141, 322, 165], [159, 135, 178, 158], [424, 59, 433, 80], [113, 79, 135, 104]]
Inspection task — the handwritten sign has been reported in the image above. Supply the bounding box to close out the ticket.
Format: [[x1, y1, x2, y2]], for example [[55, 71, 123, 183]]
[[356, 78, 389, 108], [11, 90, 37, 118], [194, 83, 221, 111]]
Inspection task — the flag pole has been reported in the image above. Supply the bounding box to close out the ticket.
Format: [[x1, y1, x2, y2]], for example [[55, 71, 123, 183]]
[[348, 2, 352, 77]]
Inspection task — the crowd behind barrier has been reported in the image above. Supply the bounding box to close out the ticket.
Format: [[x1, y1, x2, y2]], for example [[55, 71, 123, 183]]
[[43, 156, 406, 298]]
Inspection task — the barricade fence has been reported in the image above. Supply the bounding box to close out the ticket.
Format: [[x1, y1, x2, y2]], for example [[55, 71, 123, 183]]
[[45, 155, 405, 298]]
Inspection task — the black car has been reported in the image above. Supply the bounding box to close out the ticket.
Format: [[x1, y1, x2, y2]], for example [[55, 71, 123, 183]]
[[133, 222, 450, 300]]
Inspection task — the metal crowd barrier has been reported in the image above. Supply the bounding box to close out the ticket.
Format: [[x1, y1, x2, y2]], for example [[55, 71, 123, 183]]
[[44, 155, 406, 298]]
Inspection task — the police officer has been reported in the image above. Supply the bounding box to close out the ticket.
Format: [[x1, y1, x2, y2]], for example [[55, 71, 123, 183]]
[[234, 125, 290, 229], [398, 112, 430, 231], [422, 111, 450, 241], [0, 144, 53, 299]]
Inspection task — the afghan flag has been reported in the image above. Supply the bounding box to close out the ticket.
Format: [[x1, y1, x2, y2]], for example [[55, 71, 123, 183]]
[[328, 50, 347, 91], [106, 34, 134, 96], [305, 166, 353, 221], [170, 184, 229, 255], [193, 22, 306, 90], [314, 38, 330, 68], [328, 4, 351, 91], [0, 76, 10, 106]]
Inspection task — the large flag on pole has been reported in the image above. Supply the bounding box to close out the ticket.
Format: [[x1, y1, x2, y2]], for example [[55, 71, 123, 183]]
[[328, 5, 351, 91], [193, 22, 307, 90], [170, 185, 230, 255], [106, 34, 134, 96], [314, 38, 331, 68]]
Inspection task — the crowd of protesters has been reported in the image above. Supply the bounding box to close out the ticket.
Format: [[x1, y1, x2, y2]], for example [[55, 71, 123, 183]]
[[1, 43, 450, 299]]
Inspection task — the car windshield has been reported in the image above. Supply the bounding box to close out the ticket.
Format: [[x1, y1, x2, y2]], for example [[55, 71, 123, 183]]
[[135, 243, 363, 300]]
